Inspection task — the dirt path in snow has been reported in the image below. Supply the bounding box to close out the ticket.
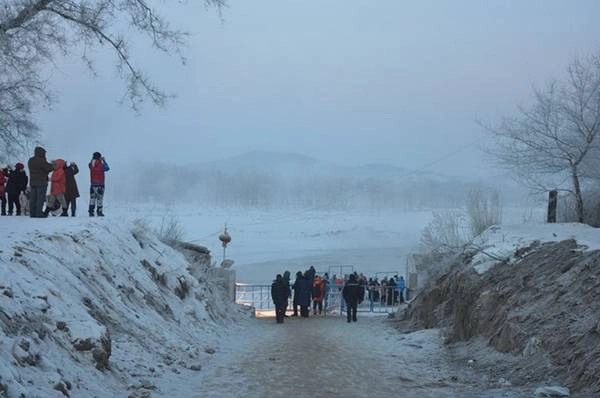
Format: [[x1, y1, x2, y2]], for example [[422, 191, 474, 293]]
[[194, 315, 526, 398]]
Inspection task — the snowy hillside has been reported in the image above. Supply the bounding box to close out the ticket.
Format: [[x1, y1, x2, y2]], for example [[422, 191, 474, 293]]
[[0, 219, 245, 397], [470, 223, 600, 274]]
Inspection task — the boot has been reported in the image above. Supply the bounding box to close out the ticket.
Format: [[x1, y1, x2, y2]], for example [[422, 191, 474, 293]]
[[43, 207, 51, 218], [89, 205, 95, 217], [60, 209, 68, 217], [96, 207, 104, 217]]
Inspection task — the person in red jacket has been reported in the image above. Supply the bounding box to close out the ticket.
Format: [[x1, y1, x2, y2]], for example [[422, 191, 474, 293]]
[[88, 152, 110, 217], [44, 159, 68, 217], [312, 276, 325, 315]]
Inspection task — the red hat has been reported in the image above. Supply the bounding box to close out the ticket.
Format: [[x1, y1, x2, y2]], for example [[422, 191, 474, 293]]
[[15, 163, 24, 170]]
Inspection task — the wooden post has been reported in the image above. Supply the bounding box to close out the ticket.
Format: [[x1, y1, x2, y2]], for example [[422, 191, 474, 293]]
[[547, 190, 558, 223]]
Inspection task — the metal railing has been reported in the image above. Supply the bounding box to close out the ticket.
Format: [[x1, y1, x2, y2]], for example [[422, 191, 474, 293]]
[[326, 285, 404, 314], [235, 284, 275, 310], [235, 283, 406, 315]]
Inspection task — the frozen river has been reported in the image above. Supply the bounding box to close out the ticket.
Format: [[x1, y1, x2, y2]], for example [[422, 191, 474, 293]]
[[117, 205, 542, 284], [117, 206, 434, 283]]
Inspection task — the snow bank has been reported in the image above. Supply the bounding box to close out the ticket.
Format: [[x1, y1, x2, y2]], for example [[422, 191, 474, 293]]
[[471, 223, 600, 274], [0, 218, 245, 397]]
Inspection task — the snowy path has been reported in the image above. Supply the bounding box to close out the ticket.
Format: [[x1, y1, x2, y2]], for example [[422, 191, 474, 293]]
[[194, 315, 508, 398]]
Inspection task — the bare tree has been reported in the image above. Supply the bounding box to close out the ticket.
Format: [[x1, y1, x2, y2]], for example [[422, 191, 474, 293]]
[[0, 0, 225, 160], [465, 188, 502, 236], [420, 210, 470, 254], [483, 53, 600, 223]]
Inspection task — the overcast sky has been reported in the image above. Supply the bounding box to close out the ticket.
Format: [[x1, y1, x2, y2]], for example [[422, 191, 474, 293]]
[[37, 0, 600, 178]]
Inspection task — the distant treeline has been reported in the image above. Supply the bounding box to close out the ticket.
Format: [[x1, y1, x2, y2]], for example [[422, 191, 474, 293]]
[[111, 163, 521, 210]]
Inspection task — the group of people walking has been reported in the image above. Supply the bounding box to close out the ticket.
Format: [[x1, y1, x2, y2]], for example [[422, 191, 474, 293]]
[[271, 267, 372, 324], [0, 147, 109, 218], [271, 267, 321, 324]]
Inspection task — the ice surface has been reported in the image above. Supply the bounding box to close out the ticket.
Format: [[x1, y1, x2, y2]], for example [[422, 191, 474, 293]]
[[118, 205, 436, 283]]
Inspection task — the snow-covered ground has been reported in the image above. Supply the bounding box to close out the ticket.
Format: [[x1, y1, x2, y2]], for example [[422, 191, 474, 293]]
[[0, 205, 558, 397], [0, 217, 245, 397], [471, 223, 600, 274], [194, 315, 529, 398]]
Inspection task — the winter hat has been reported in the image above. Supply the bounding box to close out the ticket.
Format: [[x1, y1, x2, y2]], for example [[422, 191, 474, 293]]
[[34, 147, 46, 157], [93, 152, 102, 160], [15, 163, 24, 170]]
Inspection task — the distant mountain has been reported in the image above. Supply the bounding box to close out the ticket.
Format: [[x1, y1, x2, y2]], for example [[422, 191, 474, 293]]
[[197, 151, 455, 181], [199, 150, 343, 177]]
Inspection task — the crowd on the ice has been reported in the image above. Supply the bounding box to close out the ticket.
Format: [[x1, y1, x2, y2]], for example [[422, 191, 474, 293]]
[[271, 266, 406, 324], [0, 147, 109, 218]]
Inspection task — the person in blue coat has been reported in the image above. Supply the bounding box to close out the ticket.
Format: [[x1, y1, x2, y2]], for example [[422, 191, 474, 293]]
[[397, 276, 406, 303], [297, 273, 313, 318]]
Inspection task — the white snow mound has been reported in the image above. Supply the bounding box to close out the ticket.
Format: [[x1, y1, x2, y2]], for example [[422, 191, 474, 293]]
[[0, 218, 244, 397], [471, 223, 600, 274]]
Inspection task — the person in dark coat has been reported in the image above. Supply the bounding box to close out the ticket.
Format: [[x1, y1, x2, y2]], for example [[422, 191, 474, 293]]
[[283, 270, 292, 297], [282, 270, 291, 317], [342, 274, 365, 323], [291, 271, 303, 316], [0, 166, 7, 216], [271, 274, 289, 324], [28, 146, 55, 218], [64, 162, 80, 216], [297, 273, 313, 318], [6, 163, 28, 216], [387, 278, 398, 305], [306, 266, 316, 283]]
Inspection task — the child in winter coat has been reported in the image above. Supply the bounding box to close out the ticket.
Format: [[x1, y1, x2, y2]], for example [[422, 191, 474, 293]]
[[64, 162, 79, 216], [6, 163, 28, 216], [20, 190, 30, 216], [44, 159, 68, 217]]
